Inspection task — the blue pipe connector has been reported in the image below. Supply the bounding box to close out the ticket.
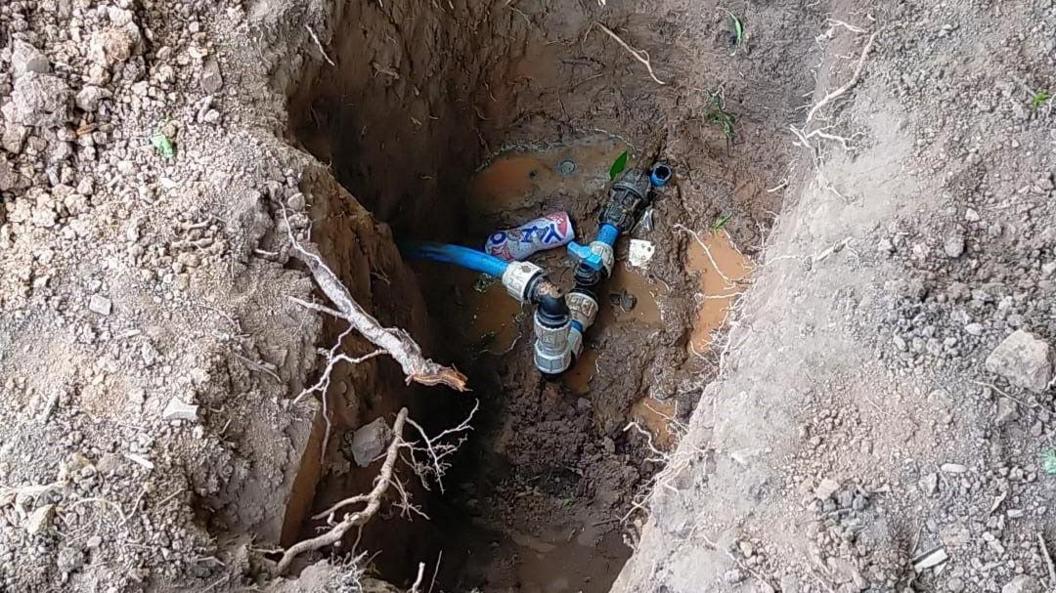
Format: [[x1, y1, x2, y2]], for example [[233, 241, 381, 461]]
[[650, 163, 672, 187], [596, 223, 619, 247], [401, 241, 509, 278]]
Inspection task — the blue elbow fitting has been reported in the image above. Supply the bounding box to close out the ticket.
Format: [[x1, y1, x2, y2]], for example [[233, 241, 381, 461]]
[[650, 163, 672, 187], [401, 241, 509, 278]]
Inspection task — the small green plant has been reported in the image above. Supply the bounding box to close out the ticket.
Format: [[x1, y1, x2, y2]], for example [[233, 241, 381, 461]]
[[150, 132, 175, 159], [712, 212, 733, 231], [724, 10, 747, 55], [704, 91, 737, 146], [1031, 89, 1052, 111], [1043, 448, 1056, 476], [609, 150, 629, 181]]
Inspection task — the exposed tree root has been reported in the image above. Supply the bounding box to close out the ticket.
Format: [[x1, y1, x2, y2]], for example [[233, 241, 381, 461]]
[[276, 408, 409, 574], [283, 211, 468, 391]]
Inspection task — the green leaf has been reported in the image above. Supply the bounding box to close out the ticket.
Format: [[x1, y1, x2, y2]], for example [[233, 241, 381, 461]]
[[1043, 449, 1056, 476], [151, 133, 175, 159], [1031, 89, 1052, 111], [712, 212, 733, 230], [728, 13, 744, 46], [609, 150, 629, 181]]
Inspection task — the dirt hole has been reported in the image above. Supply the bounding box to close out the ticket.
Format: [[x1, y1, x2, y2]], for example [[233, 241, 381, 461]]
[[282, 2, 752, 591]]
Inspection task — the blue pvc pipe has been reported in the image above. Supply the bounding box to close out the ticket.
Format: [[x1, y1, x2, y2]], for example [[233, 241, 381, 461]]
[[597, 224, 619, 247], [401, 241, 509, 278]]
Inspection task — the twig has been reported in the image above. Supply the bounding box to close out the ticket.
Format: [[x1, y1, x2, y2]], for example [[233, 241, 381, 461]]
[[283, 210, 467, 391], [592, 22, 667, 85], [970, 379, 1036, 409], [805, 31, 878, 124], [304, 24, 336, 67], [277, 408, 409, 574]]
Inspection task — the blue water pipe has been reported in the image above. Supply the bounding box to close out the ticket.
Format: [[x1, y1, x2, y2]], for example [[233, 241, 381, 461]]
[[596, 223, 619, 247], [401, 241, 509, 278]]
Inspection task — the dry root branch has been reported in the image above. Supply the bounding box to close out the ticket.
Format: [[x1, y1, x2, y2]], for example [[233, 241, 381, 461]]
[[277, 409, 409, 574], [592, 22, 666, 85], [283, 210, 467, 391], [277, 400, 478, 574]]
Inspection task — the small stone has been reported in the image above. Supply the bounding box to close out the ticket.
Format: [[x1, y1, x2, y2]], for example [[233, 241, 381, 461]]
[[919, 473, 938, 496], [11, 41, 50, 78], [965, 208, 980, 222], [947, 577, 965, 593], [162, 397, 199, 422], [286, 192, 306, 211], [941, 463, 967, 474], [985, 330, 1054, 393], [0, 158, 25, 192], [55, 546, 84, 574], [1001, 575, 1042, 593], [2, 122, 29, 154], [723, 568, 746, 584], [75, 86, 112, 112], [24, 504, 54, 535], [814, 478, 840, 500], [200, 58, 224, 93], [965, 323, 984, 336], [88, 295, 112, 315], [1, 73, 72, 127], [351, 417, 391, 467], [995, 397, 1019, 426], [943, 232, 966, 258]]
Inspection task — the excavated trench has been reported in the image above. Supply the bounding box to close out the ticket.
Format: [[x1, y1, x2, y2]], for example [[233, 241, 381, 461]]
[[277, 1, 757, 590]]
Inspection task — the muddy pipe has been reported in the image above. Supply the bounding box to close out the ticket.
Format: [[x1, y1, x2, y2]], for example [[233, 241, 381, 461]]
[[401, 241, 575, 376], [563, 166, 658, 361]]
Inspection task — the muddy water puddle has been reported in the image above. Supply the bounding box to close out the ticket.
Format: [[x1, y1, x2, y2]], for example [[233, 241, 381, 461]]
[[685, 231, 752, 354], [468, 136, 628, 218]]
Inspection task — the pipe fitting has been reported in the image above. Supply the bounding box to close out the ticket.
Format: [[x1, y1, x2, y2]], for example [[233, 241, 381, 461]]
[[566, 290, 599, 331], [533, 310, 572, 376], [587, 241, 615, 277], [502, 261, 544, 303]]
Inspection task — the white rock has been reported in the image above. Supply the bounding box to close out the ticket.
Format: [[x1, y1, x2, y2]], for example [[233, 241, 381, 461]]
[[943, 233, 965, 258], [88, 294, 112, 315], [985, 330, 1054, 393], [351, 417, 392, 467], [75, 86, 112, 112], [24, 504, 54, 535], [814, 478, 840, 500], [11, 41, 50, 78], [162, 397, 199, 422]]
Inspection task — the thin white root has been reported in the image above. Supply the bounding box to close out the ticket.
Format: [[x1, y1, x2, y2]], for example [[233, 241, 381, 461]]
[[304, 24, 336, 67], [408, 562, 426, 593], [276, 408, 409, 574], [805, 31, 878, 124], [283, 211, 468, 391], [593, 22, 667, 85], [672, 223, 734, 286]]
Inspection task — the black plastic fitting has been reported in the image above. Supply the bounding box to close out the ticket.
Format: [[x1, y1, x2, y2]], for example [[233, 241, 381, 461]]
[[599, 168, 653, 232]]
